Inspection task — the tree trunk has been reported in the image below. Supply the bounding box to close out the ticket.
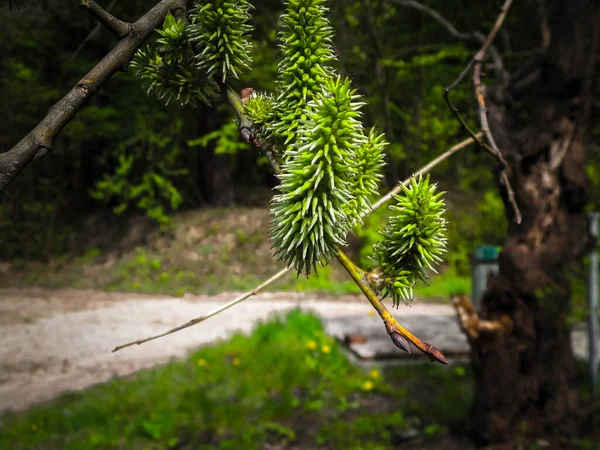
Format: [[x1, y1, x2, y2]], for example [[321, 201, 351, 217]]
[[467, 0, 600, 445]]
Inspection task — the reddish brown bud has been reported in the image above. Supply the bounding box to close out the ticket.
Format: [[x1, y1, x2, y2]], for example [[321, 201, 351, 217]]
[[427, 346, 449, 365], [390, 332, 411, 354], [240, 87, 254, 105]]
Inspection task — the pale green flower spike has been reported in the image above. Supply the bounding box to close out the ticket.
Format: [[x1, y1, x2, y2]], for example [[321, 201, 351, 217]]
[[274, 0, 337, 145], [270, 76, 365, 275], [345, 128, 387, 224], [372, 174, 447, 307], [131, 13, 218, 107], [244, 91, 276, 137], [189, 0, 254, 84]]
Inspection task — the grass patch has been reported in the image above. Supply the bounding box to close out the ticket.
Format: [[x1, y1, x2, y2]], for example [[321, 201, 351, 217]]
[[414, 267, 471, 302], [0, 310, 475, 450]]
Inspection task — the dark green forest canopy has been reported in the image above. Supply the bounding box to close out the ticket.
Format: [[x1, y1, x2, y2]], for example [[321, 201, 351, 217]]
[[0, 0, 597, 260]]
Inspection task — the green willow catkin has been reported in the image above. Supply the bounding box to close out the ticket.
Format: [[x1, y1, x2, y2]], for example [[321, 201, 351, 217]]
[[244, 91, 277, 137], [131, 13, 218, 107], [270, 76, 365, 275], [273, 0, 337, 145], [372, 175, 447, 307], [345, 128, 387, 223], [189, 0, 254, 83]]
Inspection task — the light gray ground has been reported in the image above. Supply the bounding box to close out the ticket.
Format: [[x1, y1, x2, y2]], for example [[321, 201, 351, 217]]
[[0, 288, 594, 414]]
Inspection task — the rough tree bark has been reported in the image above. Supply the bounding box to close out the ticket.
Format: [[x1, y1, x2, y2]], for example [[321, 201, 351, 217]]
[[466, 0, 600, 445]]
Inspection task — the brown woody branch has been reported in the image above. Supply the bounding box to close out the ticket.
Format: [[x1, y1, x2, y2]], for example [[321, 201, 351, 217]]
[[0, 0, 187, 193], [78, 0, 130, 40], [452, 294, 512, 341], [392, 0, 520, 223], [441, 0, 522, 224]]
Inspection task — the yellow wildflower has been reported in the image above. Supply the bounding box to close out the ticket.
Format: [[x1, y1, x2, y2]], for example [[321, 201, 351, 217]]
[[321, 345, 331, 354], [307, 341, 317, 350], [369, 369, 380, 379], [363, 380, 374, 391], [197, 358, 207, 367]]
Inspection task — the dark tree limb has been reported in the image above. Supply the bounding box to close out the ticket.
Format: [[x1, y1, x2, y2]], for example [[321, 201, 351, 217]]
[[0, 0, 187, 193], [78, 0, 130, 39]]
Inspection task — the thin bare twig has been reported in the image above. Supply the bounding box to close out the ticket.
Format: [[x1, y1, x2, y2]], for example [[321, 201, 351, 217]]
[[112, 267, 291, 352], [441, 0, 521, 224], [368, 133, 481, 214], [0, 0, 187, 192], [78, 0, 130, 40], [392, 0, 521, 223]]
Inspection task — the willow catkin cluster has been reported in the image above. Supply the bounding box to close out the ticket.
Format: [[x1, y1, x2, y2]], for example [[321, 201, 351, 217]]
[[130, 13, 218, 107], [273, 0, 337, 145], [372, 175, 447, 307], [189, 0, 254, 83], [270, 76, 365, 275]]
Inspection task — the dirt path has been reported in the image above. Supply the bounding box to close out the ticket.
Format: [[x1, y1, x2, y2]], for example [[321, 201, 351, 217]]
[[0, 288, 401, 413], [0, 288, 593, 414]]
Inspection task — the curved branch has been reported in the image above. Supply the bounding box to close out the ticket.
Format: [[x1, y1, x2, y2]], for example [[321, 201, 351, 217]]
[[0, 0, 187, 193]]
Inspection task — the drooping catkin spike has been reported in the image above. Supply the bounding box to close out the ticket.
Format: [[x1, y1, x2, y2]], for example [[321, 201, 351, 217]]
[[372, 174, 447, 307], [189, 0, 254, 84], [270, 76, 365, 275], [130, 13, 219, 107], [273, 0, 337, 145]]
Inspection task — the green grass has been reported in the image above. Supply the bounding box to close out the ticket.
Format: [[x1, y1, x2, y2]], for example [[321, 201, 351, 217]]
[[0, 310, 474, 450], [413, 267, 471, 302]]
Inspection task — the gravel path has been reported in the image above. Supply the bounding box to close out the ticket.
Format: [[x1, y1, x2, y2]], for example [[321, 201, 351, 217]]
[[0, 288, 594, 414]]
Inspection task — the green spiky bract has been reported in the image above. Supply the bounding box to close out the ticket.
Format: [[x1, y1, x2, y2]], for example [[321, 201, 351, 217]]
[[189, 0, 254, 84], [244, 91, 276, 136], [274, 0, 337, 144], [345, 128, 387, 223], [372, 174, 447, 307], [130, 13, 218, 107], [270, 76, 365, 275]]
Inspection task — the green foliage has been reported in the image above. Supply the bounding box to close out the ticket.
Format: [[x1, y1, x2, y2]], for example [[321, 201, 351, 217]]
[[90, 112, 187, 227], [131, 13, 218, 107], [188, 120, 251, 155], [189, 0, 254, 83], [273, 0, 337, 144], [373, 175, 447, 306], [270, 76, 366, 275]]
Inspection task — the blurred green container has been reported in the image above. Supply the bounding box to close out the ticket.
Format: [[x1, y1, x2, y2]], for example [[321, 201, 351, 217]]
[[471, 245, 500, 309]]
